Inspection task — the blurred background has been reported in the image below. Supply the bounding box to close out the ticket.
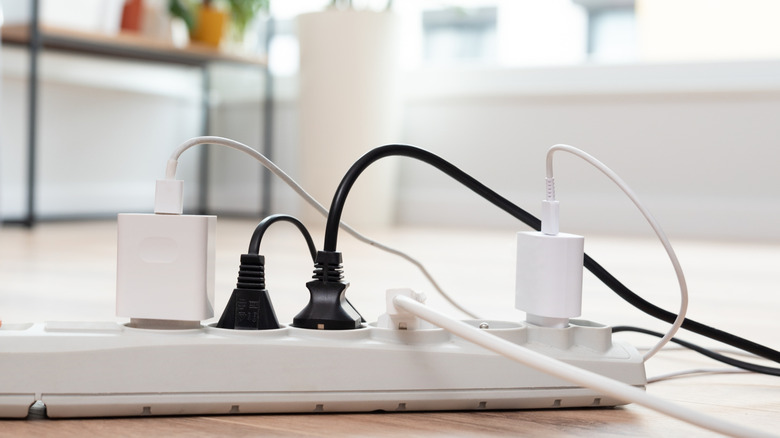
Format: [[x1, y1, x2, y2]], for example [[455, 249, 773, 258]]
[[1, 0, 779, 240]]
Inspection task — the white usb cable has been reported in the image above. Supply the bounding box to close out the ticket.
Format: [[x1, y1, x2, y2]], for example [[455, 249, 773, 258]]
[[157, 136, 478, 318], [393, 294, 774, 438], [545, 144, 688, 361]]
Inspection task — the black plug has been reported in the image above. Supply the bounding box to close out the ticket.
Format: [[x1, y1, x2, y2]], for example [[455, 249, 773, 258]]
[[216, 253, 280, 330], [292, 251, 362, 330]]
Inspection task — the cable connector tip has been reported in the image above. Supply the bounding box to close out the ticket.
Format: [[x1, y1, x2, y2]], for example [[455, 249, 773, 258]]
[[154, 179, 184, 215], [541, 200, 560, 235]]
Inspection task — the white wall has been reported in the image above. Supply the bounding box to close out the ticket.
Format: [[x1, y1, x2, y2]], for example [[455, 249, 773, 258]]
[[637, 0, 780, 62], [2, 47, 779, 241], [0, 48, 203, 219], [398, 61, 780, 241], [0, 46, 294, 222], [205, 64, 300, 217]]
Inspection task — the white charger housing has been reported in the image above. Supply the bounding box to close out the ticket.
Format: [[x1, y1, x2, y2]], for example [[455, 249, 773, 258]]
[[515, 231, 584, 328], [116, 213, 216, 322]]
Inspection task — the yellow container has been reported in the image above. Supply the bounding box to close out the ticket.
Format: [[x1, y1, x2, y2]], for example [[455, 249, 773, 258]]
[[193, 5, 227, 48]]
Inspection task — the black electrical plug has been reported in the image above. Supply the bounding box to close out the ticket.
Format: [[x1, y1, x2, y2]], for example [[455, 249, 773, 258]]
[[292, 250, 362, 330], [216, 253, 280, 330]]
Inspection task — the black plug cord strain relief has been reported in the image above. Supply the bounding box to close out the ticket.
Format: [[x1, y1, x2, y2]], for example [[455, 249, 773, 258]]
[[241, 253, 265, 264], [237, 253, 265, 289], [312, 250, 344, 283]]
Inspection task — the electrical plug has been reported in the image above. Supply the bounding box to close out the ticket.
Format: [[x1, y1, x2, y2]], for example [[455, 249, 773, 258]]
[[515, 180, 584, 328], [116, 178, 217, 329], [515, 231, 584, 328], [116, 213, 216, 328], [377, 288, 434, 330], [292, 251, 362, 330], [216, 254, 280, 330]]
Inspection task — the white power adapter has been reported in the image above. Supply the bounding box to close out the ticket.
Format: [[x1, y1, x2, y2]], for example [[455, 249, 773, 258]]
[[116, 213, 216, 324], [515, 231, 584, 328]]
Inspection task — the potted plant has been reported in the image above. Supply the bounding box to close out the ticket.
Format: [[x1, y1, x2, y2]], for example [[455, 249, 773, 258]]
[[169, 0, 268, 50], [227, 0, 268, 40]]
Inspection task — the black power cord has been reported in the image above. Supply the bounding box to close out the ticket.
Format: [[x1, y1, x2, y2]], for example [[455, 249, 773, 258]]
[[218, 214, 318, 330], [323, 144, 539, 251], [249, 214, 317, 258], [240, 216, 360, 331], [588, 258, 780, 363], [613, 326, 780, 377], [321, 144, 780, 362]]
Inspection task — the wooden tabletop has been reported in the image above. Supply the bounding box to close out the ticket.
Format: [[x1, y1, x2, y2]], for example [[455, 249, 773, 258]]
[[1, 220, 778, 437]]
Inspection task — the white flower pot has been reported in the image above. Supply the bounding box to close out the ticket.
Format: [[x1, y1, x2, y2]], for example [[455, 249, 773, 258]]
[[297, 9, 402, 228]]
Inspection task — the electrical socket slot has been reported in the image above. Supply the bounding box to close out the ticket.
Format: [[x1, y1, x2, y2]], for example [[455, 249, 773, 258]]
[[0, 319, 645, 418]]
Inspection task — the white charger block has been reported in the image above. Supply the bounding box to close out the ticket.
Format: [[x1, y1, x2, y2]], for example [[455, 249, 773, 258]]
[[515, 231, 584, 323], [116, 213, 216, 321]]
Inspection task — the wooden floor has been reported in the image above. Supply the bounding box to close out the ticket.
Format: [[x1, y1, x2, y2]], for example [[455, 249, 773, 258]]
[[1, 219, 779, 437]]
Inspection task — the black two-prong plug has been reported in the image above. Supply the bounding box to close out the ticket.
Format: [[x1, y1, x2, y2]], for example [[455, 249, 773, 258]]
[[292, 251, 362, 330], [216, 253, 280, 330]]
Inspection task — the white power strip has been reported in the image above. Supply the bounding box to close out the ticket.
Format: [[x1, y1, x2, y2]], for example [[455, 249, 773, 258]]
[[0, 319, 645, 418]]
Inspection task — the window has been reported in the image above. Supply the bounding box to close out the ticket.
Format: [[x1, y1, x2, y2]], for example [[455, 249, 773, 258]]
[[422, 7, 498, 64]]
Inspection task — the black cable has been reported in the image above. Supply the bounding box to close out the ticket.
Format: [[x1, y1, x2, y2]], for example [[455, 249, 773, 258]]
[[323, 144, 540, 251], [613, 326, 780, 377], [322, 144, 780, 363], [588, 257, 780, 363], [219, 215, 318, 331], [249, 214, 317, 260], [248, 214, 365, 329]]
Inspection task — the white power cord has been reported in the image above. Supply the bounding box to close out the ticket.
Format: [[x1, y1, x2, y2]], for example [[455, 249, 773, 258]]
[[161, 136, 478, 318], [647, 368, 750, 384], [546, 144, 688, 362], [393, 294, 774, 438], [162, 137, 769, 435]]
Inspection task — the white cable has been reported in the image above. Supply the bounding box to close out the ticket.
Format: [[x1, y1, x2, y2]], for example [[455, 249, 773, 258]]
[[546, 144, 688, 362], [393, 295, 774, 438], [164, 136, 478, 318], [647, 368, 750, 384], [636, 344, 768, 360]]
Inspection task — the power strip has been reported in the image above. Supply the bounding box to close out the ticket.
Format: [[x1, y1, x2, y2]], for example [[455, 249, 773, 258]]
[[0, 318, 645, 418]]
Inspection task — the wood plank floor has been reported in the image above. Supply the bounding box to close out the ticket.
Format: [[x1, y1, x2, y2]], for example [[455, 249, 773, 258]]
[[1, 219, 778, 437]]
